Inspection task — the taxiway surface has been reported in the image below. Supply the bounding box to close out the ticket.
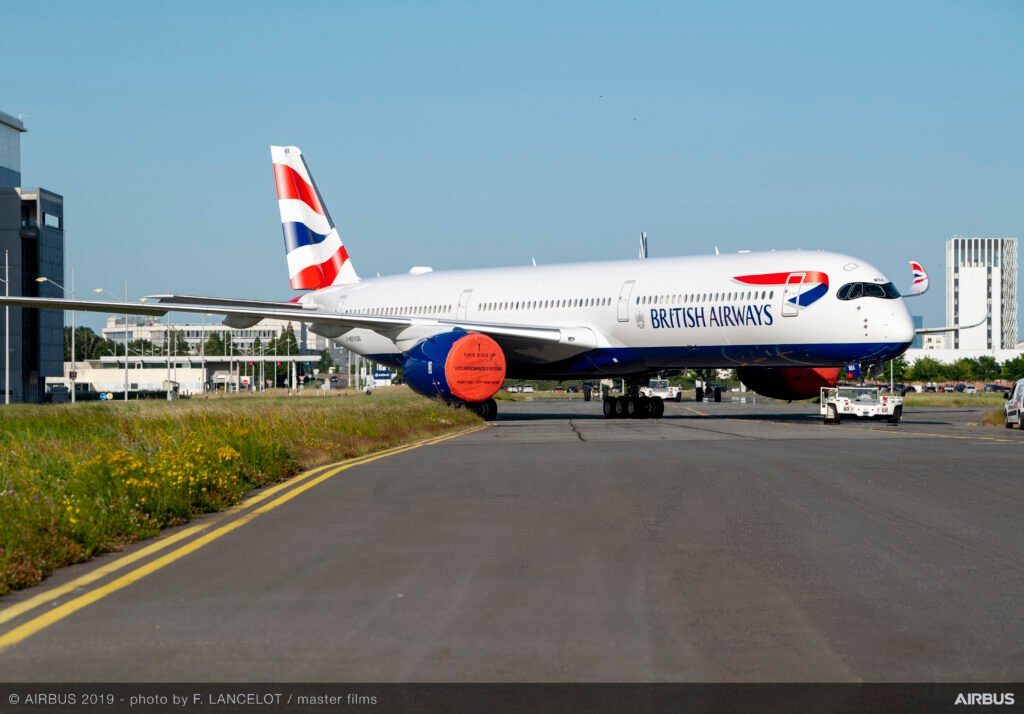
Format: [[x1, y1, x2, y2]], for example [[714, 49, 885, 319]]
[[1, 399, 1021, 681]]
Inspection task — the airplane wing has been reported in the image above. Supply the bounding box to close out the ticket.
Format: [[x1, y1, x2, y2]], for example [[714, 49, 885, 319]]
[[0, 295, 597, 352], [915, 313, 987, 335]]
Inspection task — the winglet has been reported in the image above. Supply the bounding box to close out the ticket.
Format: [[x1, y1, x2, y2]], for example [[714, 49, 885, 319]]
[[905, 260, 928, 297]]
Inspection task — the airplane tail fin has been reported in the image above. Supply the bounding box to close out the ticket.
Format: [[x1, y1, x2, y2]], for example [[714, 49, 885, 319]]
[[905, 260, 928, 297], [271, 146, 360, 289]]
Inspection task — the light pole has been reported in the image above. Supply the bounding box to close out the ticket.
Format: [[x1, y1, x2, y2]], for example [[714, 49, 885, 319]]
[[94, 281, 129, 402], [1, 250, 8, 405], [36, 271, 76, 403]]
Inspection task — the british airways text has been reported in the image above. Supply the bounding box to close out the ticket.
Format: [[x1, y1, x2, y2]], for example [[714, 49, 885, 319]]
[[650, 304, 774, 329]]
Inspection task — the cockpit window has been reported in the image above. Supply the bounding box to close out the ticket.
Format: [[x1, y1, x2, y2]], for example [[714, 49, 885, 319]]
[[836, 282, 900, 300]]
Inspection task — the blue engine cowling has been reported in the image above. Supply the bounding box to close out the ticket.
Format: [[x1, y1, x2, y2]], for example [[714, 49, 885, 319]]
[[403, 330, 507, 404]]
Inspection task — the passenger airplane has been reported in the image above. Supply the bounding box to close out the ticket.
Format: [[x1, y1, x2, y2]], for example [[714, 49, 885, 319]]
[[2, 146, 943, 420]]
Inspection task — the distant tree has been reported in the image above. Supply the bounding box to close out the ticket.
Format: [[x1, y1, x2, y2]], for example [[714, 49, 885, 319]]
[[127, 338, 158, 356], [317, 348, 335, 373], [202, 332, 226, 356], [64, 326, 120, 361], [1001, 355, 1024, 382], [907, 357, 945, 382], [945, 359, 973, 382], [873, 356, 909, 384], [969, 355, 1001, 382], [166, 329, 191, 356], [270, 324, 300, 386]]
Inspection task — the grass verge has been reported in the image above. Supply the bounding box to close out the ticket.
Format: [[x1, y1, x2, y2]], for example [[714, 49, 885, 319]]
[[0, 392, 478, 594]]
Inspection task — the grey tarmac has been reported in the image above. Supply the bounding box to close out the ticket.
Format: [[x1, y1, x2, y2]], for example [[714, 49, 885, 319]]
[[1, 398, 1022, 682]]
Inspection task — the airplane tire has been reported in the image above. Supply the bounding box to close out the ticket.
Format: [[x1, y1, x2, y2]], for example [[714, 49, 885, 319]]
[[675, 393, 682, 402], [653, 397, 665, 418], [473, 398, 498, 421], [603, 398, 615, 419], [695, 387, 704, 402], [626, 397, 639, 418], [713, 387, 722, 402], [614, 397, 627, 418], [636, 396, 650, 419]]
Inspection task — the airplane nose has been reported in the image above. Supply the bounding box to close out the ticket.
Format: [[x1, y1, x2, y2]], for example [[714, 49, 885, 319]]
[[879, 300, 916, 346]]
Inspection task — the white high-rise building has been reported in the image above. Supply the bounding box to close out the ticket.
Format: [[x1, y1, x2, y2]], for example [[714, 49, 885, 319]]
[[946, 236, 1017, 350]]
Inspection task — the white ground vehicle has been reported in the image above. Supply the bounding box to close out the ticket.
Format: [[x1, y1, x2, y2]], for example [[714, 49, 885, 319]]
[[821, 386, 903, 425], [639, 378, 683, 402], [1004, 379, 1024, 429]]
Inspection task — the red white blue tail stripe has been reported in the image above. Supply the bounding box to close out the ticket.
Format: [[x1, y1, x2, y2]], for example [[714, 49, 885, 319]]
[[905, 260, 929, 296], [271, 146, 359, 289], [733, 271, 830, 308]]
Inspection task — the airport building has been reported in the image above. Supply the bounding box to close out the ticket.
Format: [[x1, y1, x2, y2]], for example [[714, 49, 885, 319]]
[[0, 110, 64, 403], [946, 236, 1017, 350], [42, 315, 361, 398], [901, 235, 1021, 368]]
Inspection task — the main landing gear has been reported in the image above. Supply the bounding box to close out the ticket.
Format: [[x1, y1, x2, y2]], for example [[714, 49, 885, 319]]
[[602, 395, 665, 419], [469, 398, 498, 421]]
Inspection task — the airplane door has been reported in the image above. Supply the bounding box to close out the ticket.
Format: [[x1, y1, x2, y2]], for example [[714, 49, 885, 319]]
[[781, 272, 805, 317], [617, 281, 635, 322], [457, 289, 473, 320]]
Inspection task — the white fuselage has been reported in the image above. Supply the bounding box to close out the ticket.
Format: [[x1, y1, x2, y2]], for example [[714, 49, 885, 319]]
[[301, 250, 915, 378]]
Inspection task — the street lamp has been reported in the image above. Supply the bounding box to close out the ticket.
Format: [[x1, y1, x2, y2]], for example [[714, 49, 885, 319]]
[[36, 271, 76, 403], [94, 281, 129, 402], [1, 250, 8, 405]]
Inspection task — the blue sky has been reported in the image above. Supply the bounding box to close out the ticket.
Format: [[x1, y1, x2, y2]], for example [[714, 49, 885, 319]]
[[4, 1, 1022, 331]]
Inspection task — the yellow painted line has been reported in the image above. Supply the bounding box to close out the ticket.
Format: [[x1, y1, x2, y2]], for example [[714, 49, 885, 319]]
[[685, 407, 709, 417], [0, 425, 487, 649], [0, 459, 350, 630], [868, 428, 1019, 444]]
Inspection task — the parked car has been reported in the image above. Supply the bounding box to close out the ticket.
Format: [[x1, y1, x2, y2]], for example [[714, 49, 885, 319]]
[[1004, 379, 1024, 429], [964, 385, 977, 394], [566, 385, 579, 393], [522, 385, 536, 393]]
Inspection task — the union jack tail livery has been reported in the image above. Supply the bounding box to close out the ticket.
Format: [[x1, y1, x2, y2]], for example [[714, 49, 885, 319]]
[[272, 146, 359, 289], [905, 260, 929, 297]]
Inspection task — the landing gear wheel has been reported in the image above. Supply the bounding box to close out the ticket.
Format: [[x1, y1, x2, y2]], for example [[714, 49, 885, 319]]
[[652, 397, 665, 418], [473, 398, 498, 421], [614, 396, 627, 418], [887, 405, 902, 425], [713, 387, 722, 403], [603, 398, 615, 418], [626, 396, 640, 418], [675, 393, 682, 402], [639, 396, 653, 419], [695, 387, 704, 402]]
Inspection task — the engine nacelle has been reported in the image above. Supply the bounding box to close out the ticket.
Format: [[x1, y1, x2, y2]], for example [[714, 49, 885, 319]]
[[737, 366, 840, 401], [403, 330, 506, 404]]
